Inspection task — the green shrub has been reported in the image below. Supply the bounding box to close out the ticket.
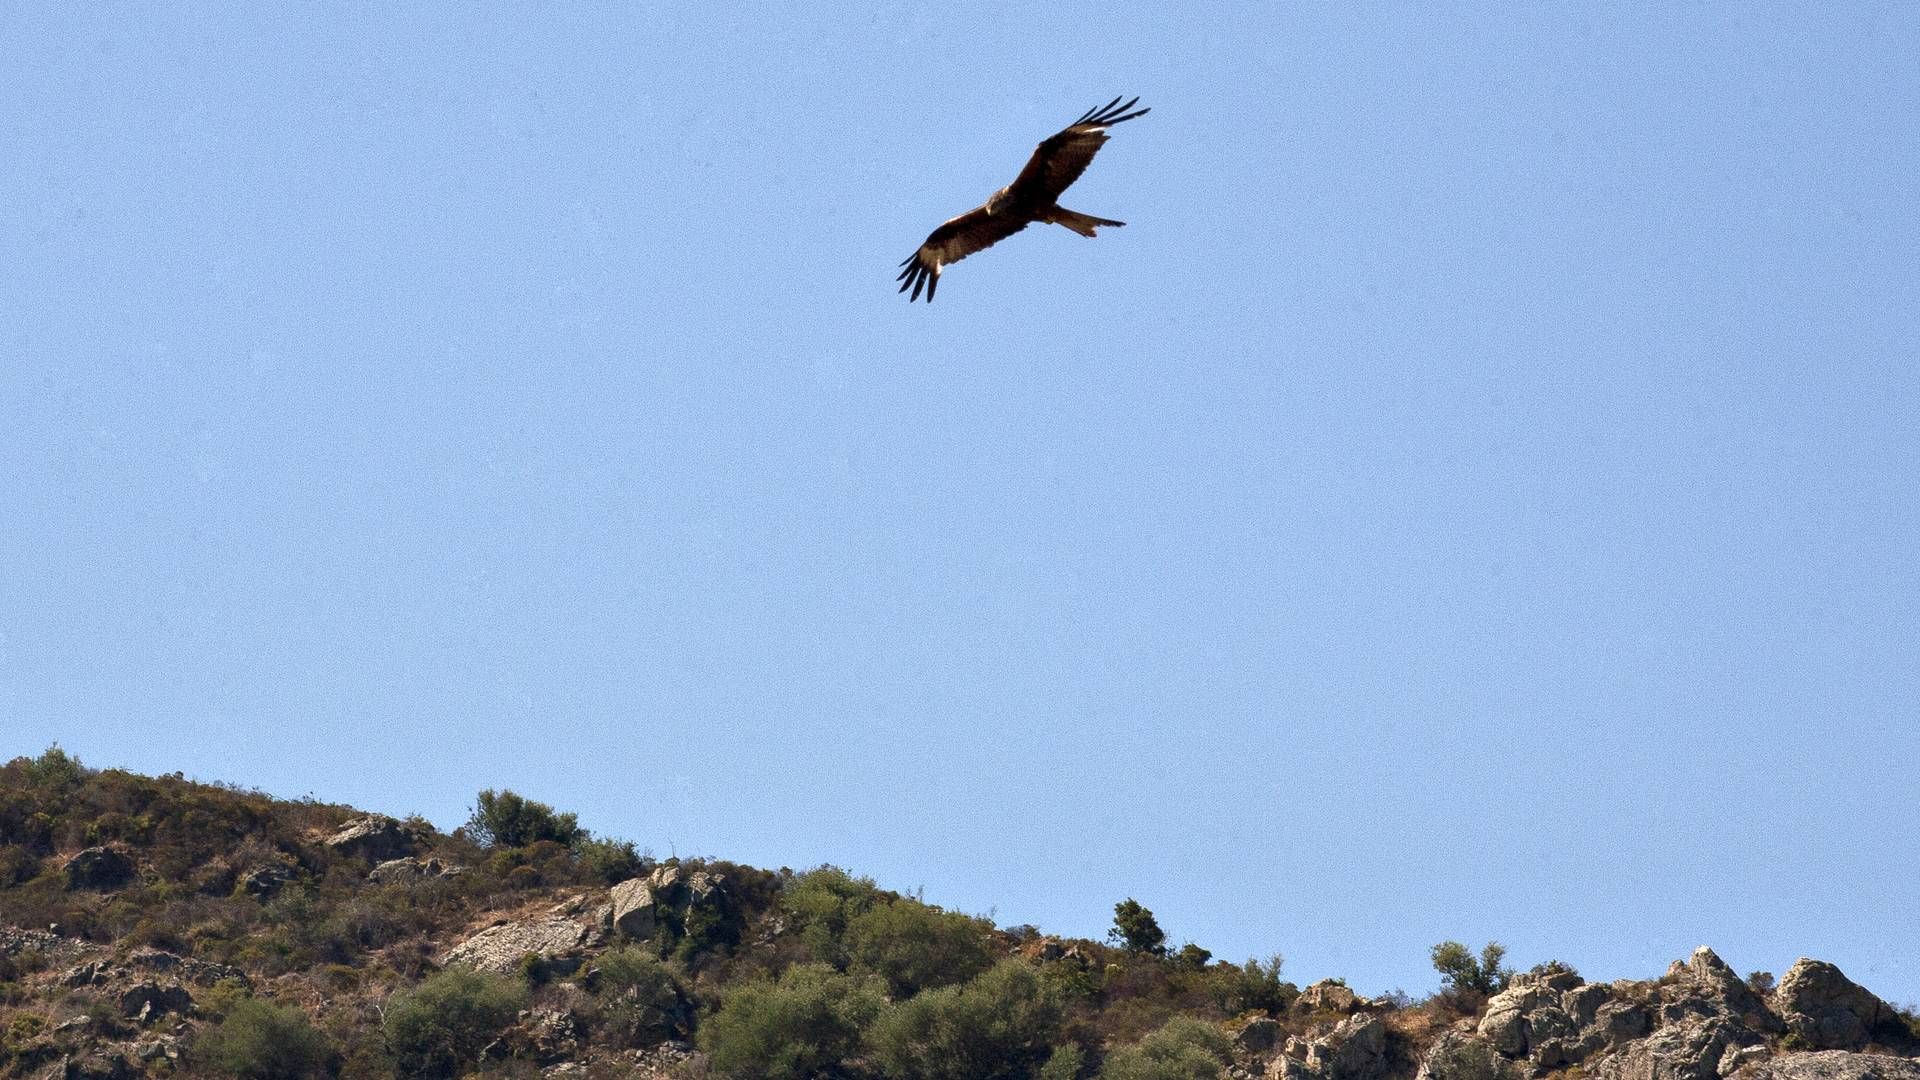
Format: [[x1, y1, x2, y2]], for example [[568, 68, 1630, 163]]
[[867, 959, 1065, 1080], [699, 962, 885, 1080], [577, 836, 647, 884], [1098, 1015, 1233, 1080], [1109, 900, 1167, 957], [783, 866, 883, 967], [1171, 944, 1212, 972], [1039, 1044, 1087, 1080], [381, 969, 528, 1078], [1205, 955, 1294, 1015], [193, 997, 337, 1079], [593, 948, 687, 1046], [462, 789, 584, 849], [845, 900, 995, 997], [1430, 941, 1512, 996]]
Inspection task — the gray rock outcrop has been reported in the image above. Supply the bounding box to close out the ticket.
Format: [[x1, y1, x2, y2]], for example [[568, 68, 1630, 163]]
[[443, 917, 594, 976], [610, 865, 731, 941], [118, 982, 193, 1023], [238, 862, 295, 900], [1270, 1014, 1388, 1080], [1747, 1053, 1920, 1080], [369, 856, 461, 884], [324, 816, 417, 863], [63, 847, 135, 891], [1774, 960, 1900, 1052]]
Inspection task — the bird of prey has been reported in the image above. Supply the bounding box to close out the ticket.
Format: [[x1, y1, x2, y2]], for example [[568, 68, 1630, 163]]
[[897, 96, 1149, 302]]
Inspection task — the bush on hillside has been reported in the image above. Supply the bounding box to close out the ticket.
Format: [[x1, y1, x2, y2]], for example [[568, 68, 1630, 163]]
[[591, 947, 688, 1046], [381, 969, 527, 1078], [1430, 941, 1512, 997], [1205, 954, 1295, 1015], [866, 959, 1066, 1080], [462, 789, 584, 849], [783, 865, 884, 968], [192, 997, 338, 1079], [845, 899, 995, 997], [1098, 1014, 1234, 1080], [1109, 899, 1167, 957], [698, 962, 885, 1080]]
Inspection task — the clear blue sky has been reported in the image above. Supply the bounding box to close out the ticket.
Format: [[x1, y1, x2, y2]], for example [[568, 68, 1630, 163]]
[[4, 4, 1917, 1002]]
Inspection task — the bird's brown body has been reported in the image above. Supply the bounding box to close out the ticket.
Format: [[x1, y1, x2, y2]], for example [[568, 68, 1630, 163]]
[[898, 96, 1149, 302]]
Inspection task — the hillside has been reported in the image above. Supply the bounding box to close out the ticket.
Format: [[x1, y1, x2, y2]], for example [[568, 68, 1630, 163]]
[[1, 748, 1914, 1080]]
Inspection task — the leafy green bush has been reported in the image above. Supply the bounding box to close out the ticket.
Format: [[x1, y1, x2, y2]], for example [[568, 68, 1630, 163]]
[[193, 997, 337, 1079], [1098, 1015, 1233, 1080], [593, 947, 687, 1046], [1430, 941, 1512, 996], [783, 865, 884, 967], [1109, 900, 1167, 957], [867, 959, 1065, 1080], [1171, 944, 1212, 972], [577, 836, 648, 884], [462, 789, 584, 849], [698, 962, 885, 1080], [381, 969, 528, 1078], [845, 899, 995, 997], [1039, 1044, 1087, 1080], [1205, 955, 1295, 1015]]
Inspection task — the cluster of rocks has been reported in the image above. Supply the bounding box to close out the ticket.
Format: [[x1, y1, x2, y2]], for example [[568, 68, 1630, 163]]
[[439, 865, 736, 980], [1414, 948, 1913, 1080], [1227, 981, 1394, 1080], [1219, 952, 1914, 1080], [610, 863, 730, 939]]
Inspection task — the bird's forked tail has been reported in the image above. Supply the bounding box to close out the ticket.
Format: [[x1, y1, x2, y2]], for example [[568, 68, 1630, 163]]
[[1048, 208, 1125, 238]]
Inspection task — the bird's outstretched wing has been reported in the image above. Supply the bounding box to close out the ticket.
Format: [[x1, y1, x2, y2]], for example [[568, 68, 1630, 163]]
[[896, 206, 1032, 303], [897, 96, 1149, 303], [1003, 95, 1151, 208]]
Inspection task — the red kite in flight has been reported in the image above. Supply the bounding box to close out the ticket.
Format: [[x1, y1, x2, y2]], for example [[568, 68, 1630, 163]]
[[898, 96, 1150, 302]]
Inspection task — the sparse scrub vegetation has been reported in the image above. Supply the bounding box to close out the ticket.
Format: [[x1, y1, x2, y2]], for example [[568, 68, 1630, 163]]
[[5, 748, 1910, 1080]]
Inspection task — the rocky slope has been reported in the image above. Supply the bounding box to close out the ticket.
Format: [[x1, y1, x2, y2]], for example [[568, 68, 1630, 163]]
[[1, 754, 1914, 1080]]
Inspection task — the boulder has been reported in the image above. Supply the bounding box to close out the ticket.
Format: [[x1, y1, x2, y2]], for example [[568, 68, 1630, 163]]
[[62, 847, 134, 891], [59, 1052, 134, 1080], [1665, 947, 1781, 1034], [1593, 1018, 1764, 1080], [1233, 1016, 1282, 1056], [1416, 1031, 1518, 1080], [1747, 1053, 1920, 1080], [1317, 1014, 1388, 1080], [1300, 980, 1364, 1014], [609, 865, 731, 942], [1774, 960, 1898, 1051], [443, 917, 592, 976], [1478, 1000, 1529, 1057], [239, 862, 296, 900], [611, 878, 660, 939], [1272, 1014, 1388, 1080], [324, 816, 417, 862], [369, 856, 459, 884], [1565, 983, 1616, 1027], [129, 947, 249, 988], [118, 982, 193, 1023]]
